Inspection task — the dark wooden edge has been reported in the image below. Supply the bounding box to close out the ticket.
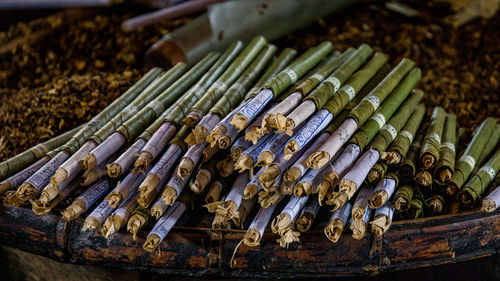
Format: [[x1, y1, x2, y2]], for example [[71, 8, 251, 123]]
[[0, 204, 499, 278]]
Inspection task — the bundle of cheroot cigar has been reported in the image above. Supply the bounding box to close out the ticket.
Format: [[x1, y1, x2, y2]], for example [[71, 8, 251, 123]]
[[1, 36, 499, 252]]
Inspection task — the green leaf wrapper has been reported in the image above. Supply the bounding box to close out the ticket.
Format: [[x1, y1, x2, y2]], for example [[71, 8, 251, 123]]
[[265, 42, 333, 98], [450, 117, 497, 191], [419, 106, 446, 168], [349, 68, 422, 151], [116, 53, 220, 142], [245, 48, 298, 101], [322, 52, 388, 116], [368, 89, 424, 153], [305, 44, 374, 109], [386, 104, 426, 160], [399, 122, 428, 180], [349, 58, 415, 126], [434, 113, 457, 184]]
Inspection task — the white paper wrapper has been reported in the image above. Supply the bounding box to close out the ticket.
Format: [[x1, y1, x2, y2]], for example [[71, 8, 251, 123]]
[[373, 203, 394, 223], [236, 89, 274, 123], [267, 92, 302, 117], [352, 184, 372, 220], [182, 142, 208, 170], [286, 100, 317, 128], [329, 143, 361, 179], [316, 118, 358, 163], [111, 138, 146, 175], [281, 195, 309, 222], [117, 169, 148, 198], [341, 148, 380, 191], [92, 132, 126, 167], [198, 113, 222, 134], [245, 133, 274, 164], [60, 141, 97, 179], [330, 201, 352, 223], [147, 201, 185, 242], [300, 197, 321, 217], [288, 109, 333, 152], [167, 163, 191, 197], [288, 132, 330, 180], [78, 179, 111, 208], [483, 185, 500, 211], [26, 150, 69, 191], [113, 191, 139, 220], [248, 204, 278, 239], [372, 177, 397, 202], [151, 195, 169, 217], [86, 198, 116, 227], [142, 121, 177, 159], [225, 171, 250, 208], [150, 144, 182, 179], [261, 133, 291, 162]]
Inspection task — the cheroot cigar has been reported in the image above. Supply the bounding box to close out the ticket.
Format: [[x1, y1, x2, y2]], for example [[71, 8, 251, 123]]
[[434, 113, 457, 184], [232, 197, 257, 228], [458, 148, 500, 208], [102, 191, 139, 238], [243, 203, 279, 247], [324, 201, 352, 243], [296, 196, 321, 232], [61, 178, 112, 221], [393, 184, 414, 212], [370, 203, 394, 236], [350, 205, 372, 240], [82, 197, 116, 232], [399, 122, 428, 180], [127, 206, 151, 241], [482, 185, 500, 212], [447, 118, 497, 196], [351, 184, 373, 221], [420, 106, 446, 169], [212, 171, 249, 229], [106, 167, 148, 208], [368, 173, 399, 209]]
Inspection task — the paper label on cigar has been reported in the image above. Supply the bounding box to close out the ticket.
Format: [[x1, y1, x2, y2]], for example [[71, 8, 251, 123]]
[[239, 89, 273, 120], [365, 96, 380, 111], [340, 84, 356, 101], [302, 200, 320, 215], [459, 155, 476, 170], [151, 146, 182, 177], [310, 74, 325, 82], [230, 82, 246, 95], [324, 76, 341, 93], [399, 130, 413, 143], [382, 123, 397, 140], [89, 199, 115, 223], [212, 81, 228, 94], [79, 180, 110, 207], [149, 201, 185, 241], [480, 166, 496, 181], [370, 113, 386, 130], [429, 133, 441, 145], [168, 174, 187, 194], [293, 110, 333, 148], [282, 68, 298, 84], [27, 152, 68, 190], [440, 142, 455, 153], [331, 202, 351, 223]]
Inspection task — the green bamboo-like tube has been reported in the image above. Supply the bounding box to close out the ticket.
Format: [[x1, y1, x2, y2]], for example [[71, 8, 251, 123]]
[[116, 53, 220, 142], [349, 68, 422, 151], [476, 123, 500, 167], [164, 43, 244, 124], [408, 185, 424, 219], [447, 117, 497, 196], [459, 148, 500, 207], [383, 104, 426, 164], [244, 48, 298, 101], [419, 106, 446, 169], [399, 122, 428, 180], [88, 64, 187, 145], [393, 184, 414, 211], [0, 125, 82, 180], [265, 42, 333, 98], [322, 63, 392, 135], [284, 49, 351, 99], [322, 52, 388, 117], [181, 36, 268, 126], [349, 58, 415, 127], [210, 44, 277, 118], [61, 68, 164, 154], [434, 113, 457, 184], [304, 44, 374, 109], [368, 89, 424, 153]]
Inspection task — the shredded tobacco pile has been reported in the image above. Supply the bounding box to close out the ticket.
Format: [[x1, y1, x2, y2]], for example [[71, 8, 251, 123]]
[[0, 8, 189, 161]]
